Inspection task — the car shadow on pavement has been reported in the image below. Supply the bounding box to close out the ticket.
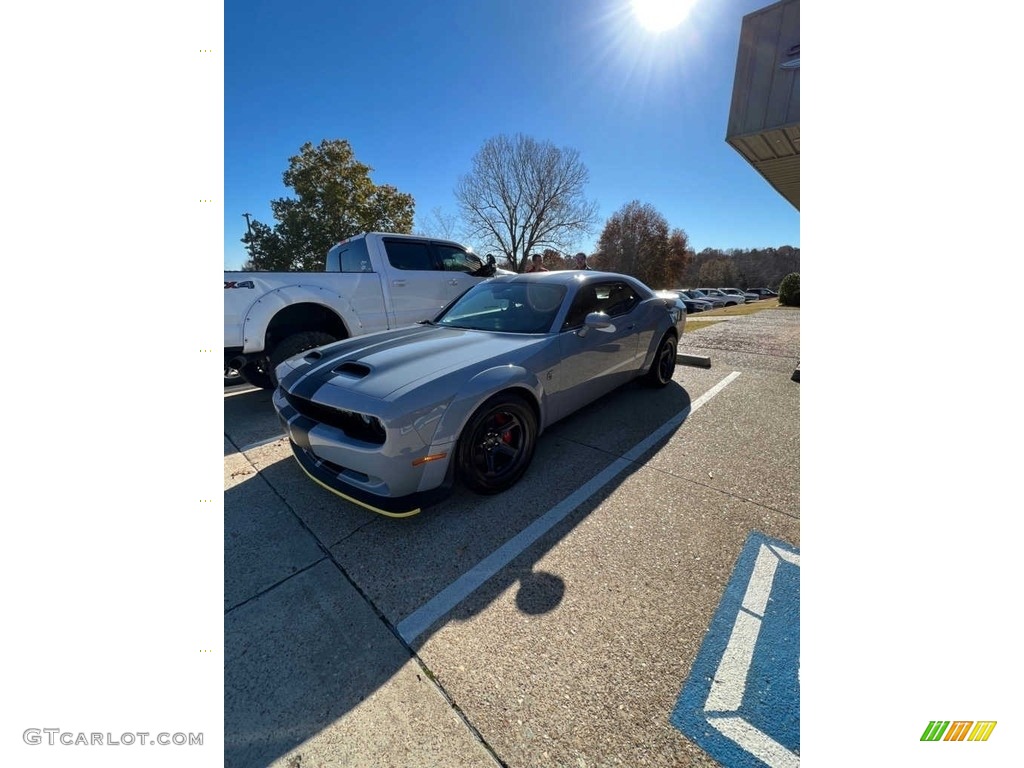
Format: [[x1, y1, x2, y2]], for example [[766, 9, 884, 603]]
[[224, 379, 693, 767]]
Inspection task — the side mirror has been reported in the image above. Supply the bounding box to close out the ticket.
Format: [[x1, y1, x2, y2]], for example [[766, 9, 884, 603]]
[[471, 253, 498, 277], [578, 311, 615, 337]]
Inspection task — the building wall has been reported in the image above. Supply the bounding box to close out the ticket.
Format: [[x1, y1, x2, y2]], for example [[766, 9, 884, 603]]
[[726, 0, 800, 209]]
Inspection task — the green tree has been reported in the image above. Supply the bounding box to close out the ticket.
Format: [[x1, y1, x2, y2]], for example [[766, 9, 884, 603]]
[[778, 272, 800, 306], [596, 200, 691, 288], [242, 139, 415, 271], [455, 134, 599, 272]]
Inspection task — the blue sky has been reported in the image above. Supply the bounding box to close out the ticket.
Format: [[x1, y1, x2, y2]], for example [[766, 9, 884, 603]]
[[224, 0, 800, 269]]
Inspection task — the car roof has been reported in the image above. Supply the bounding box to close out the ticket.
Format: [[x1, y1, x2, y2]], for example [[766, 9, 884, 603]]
[[487, 270, 646, 288]]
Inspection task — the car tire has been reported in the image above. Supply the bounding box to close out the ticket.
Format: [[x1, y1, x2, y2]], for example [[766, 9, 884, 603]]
[[268, 331, 338, 387], [238, 359, 274, 389], [457, 393, 537, 495], [646, 332, 677, 388]]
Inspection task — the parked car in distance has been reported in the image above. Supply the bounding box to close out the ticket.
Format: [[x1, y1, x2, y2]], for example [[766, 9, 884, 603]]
[[653, 291, 689, 324], [668, 289, 714, 313], [697, 288, 743, 307], [748, 288, 779, 299], [719, 287, 759, 303], [272, 271, 686, 516], [681, 289, 728, 309]]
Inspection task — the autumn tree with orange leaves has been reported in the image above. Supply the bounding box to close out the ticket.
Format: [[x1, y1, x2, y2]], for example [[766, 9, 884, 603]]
[[595, 201, 691, 288]]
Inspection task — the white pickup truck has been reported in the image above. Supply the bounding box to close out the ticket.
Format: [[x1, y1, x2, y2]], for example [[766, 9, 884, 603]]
[[225, 232, 503, 388]]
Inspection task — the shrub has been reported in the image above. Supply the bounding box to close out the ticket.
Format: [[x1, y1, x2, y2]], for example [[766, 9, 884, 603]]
[[778, 273, 800, 307]]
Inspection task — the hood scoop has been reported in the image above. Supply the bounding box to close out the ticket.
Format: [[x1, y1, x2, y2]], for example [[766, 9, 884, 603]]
[[333, 362, 371, 378]]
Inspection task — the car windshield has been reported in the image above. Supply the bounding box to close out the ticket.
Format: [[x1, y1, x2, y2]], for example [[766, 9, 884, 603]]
[[436, 281, 567, 334]]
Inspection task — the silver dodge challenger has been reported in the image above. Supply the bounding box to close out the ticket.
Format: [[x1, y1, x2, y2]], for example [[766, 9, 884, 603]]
[[272, 271, 686, 517]]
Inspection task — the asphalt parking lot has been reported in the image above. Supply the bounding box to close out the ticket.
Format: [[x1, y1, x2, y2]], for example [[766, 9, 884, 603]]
[[224, 306, 800, 768]]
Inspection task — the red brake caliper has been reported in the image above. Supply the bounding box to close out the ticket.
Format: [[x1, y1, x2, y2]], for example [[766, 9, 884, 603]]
[[494, 413, 513, 444]]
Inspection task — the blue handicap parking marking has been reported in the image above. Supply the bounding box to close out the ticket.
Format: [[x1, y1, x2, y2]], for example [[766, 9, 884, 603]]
[[671, 532, 800, 768]]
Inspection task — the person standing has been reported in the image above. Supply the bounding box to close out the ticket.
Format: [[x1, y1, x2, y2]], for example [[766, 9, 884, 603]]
[[525, 253, 549, 273], [573, 252, 592, 270]]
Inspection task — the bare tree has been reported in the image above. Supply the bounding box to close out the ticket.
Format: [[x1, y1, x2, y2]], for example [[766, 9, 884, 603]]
[[597, 200, 692, 288], [414, 205, 461, 240], [455, 134, 599, 272]]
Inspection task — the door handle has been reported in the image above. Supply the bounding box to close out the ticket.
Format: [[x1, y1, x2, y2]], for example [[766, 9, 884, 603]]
[[391, 280, 406, 287], [449, 279, 460, 286]]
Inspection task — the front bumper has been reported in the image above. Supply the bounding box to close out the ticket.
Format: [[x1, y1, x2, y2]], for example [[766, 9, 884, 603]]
[[288, 439, 453, 517], [273, 388, 455, 517]]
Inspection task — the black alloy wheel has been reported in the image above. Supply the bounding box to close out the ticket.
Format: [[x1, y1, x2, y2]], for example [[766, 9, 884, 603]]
[[647, 332, 677, 387], [458, 393, 537, 494]]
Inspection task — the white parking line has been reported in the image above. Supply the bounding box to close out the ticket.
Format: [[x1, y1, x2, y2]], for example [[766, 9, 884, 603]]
[[225, 386, 260, 398], [704, 541, 801, 767], [396, 371, 742, 644]]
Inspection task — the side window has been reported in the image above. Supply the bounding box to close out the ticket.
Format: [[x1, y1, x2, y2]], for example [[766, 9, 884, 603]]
[[603, 282, 639, 317], [562, 286, 600, 330], [338, 238, 372, 273], [383, 239, 434, 271], [435, 244, 476, 272], [562, 281, 640, 330]]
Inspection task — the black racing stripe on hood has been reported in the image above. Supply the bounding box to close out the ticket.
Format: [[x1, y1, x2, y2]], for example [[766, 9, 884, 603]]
[[289, 359, 342, 401], [286, 325, 437, 400], [278, 337, 365, 395], [279, 362, 308, 393], [279, 348, 353, 400]]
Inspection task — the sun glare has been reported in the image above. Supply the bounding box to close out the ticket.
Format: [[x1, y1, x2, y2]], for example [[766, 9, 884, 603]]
[[631, 0, 694, 33]]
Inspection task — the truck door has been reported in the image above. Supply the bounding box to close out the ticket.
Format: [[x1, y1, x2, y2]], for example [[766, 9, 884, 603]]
[[330, 237, 388, 332], [379, 237, 452, 327], [433, 242, 487, 303]]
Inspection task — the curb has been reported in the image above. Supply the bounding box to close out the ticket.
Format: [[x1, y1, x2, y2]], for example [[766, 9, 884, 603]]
[[678, 354, 712, 369]]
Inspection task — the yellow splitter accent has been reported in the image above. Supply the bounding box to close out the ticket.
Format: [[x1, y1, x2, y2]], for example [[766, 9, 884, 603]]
[[292, 455, 422, 518]]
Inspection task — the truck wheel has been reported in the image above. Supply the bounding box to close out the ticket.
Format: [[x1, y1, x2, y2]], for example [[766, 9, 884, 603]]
[[268, 332, 338, 386], [238, 359, 273, 390]]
